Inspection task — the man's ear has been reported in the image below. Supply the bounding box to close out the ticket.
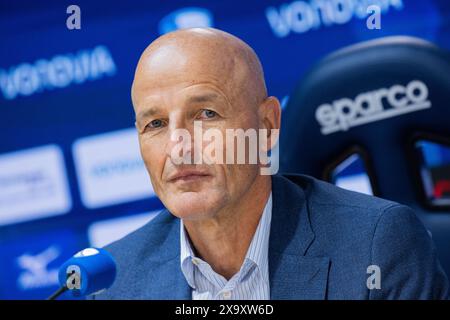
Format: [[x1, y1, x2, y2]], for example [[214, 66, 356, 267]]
[[259, 96, 281, 151]]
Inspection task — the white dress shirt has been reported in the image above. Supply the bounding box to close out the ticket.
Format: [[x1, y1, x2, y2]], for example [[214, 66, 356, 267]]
[[180, 193, 272, 300]]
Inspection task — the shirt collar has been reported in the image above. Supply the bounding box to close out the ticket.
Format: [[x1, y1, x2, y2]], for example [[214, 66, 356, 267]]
[[180, 192, 273, 289]]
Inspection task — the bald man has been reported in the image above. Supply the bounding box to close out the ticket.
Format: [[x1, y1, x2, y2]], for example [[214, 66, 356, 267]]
[[93, 28, 448, 300]]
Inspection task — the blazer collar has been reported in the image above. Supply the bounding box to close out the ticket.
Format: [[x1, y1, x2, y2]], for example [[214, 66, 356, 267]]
[[269, 175, 330, 299]]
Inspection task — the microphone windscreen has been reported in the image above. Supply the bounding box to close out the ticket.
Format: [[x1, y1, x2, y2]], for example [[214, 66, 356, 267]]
[[58, 248, 116, 297]]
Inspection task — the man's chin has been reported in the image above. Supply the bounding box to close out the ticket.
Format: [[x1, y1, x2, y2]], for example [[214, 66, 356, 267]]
[[164, 192, 222, 220]]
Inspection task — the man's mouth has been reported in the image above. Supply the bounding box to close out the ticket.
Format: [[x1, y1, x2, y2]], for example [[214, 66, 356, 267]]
[[168, 170, 211, 183]]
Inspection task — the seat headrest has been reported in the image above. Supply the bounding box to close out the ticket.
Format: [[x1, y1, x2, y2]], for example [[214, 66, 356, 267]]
[[280, 36, 450, 204]]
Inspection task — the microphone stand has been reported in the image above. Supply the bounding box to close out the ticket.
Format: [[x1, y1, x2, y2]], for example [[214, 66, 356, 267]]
[[47, 285, 68, 300]]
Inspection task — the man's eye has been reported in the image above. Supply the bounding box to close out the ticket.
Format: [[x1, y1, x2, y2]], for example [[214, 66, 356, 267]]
[[200, 109, 217, 119], [147, 119, 164, 129]]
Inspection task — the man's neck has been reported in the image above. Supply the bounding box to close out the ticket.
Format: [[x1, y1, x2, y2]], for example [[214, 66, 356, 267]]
[[183, 175, 271, 280]]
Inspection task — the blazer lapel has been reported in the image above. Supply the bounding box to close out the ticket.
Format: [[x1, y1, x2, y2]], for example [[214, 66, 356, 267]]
[[269, 175, 330, 300], [134, 216, 192, 300], [145, 256, 192, 299]]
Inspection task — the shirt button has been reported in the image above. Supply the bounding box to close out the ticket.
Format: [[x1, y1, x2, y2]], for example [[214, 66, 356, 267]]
[[222, 291, 231, 299]]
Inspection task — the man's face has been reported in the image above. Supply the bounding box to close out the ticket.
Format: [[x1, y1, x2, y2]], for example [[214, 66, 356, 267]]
[[133, 64, 262, 220]]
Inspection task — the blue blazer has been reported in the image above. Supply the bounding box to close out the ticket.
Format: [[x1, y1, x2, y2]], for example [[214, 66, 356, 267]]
[[94, 174, 449, 299]]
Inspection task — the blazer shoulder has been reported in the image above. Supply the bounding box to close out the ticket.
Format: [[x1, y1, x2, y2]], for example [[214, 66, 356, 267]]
[[280, 173, 400, 218]]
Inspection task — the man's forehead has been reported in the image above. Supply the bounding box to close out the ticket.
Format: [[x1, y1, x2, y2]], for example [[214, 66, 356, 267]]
[[132, 45, 237, 105]]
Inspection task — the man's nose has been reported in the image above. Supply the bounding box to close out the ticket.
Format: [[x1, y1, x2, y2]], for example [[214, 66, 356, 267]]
[[164, 121, 196, 164]]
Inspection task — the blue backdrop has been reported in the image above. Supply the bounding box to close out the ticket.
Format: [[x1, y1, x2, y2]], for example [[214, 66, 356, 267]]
[[0, 0, 449, 299]]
